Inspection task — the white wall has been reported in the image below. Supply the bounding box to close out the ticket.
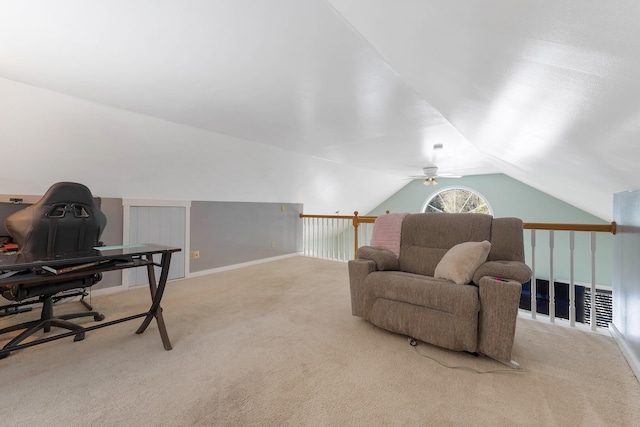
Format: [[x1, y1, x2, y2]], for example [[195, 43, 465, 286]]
[[0, 77, 405, 216], [612, 189, 640, 380]]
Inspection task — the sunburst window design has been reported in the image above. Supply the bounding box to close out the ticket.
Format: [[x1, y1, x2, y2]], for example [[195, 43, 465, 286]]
[[423, 187, 492, 215]]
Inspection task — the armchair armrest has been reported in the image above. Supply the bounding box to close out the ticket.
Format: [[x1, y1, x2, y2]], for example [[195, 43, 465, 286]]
[[477, 276, 522, 362], [348, 259, 376, 318], [472, 260, 532, 285], [355, 246, 399, 271]]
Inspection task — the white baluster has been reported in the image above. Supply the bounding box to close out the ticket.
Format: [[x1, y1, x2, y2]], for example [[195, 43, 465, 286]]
[[342, 219, 346, 261], [362, 223, 371, 246], [339, 219, 343, 261], [302, 217, 306, 256], [322, 218, 327, 259], [531, 229, 537, 319], [569, 231, 576, 327], [330, 218, 334, 260], [336, 219, 340, 261], [591, 232, 597, 331], [549, 230, 555, 323], [309, 217, 312, 257], [318, 218, 322, 259], [305, 217, 309, 256], [345, 219, 349, 261], [314, 217, 319, 258]]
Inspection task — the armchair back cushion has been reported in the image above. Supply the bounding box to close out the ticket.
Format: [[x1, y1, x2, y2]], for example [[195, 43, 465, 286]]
[[488, 217, 526, 262], [399, 213, 492, 276]]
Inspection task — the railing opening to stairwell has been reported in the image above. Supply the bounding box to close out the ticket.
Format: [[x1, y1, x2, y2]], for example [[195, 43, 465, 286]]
[[300, 212, 378, 261], [299, 212, 617, 333], [523, 222, 616, 332]]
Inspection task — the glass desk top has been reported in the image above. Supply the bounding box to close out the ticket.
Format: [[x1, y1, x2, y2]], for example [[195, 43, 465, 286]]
[[0, 244, 181, 272]]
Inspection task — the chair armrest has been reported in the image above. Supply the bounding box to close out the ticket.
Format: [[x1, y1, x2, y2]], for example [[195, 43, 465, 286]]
[[477, 276, 522, 362], [472, 260, 532, 285], [348, 259, 376, 317], [355, 246, 399, 271]]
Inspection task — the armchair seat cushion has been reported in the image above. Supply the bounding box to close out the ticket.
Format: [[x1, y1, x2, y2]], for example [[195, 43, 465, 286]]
[[364, 271, 480, 316]]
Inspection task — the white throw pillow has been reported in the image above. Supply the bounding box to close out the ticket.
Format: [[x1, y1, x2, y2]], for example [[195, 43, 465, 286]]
[[434, 241, 491, 285]]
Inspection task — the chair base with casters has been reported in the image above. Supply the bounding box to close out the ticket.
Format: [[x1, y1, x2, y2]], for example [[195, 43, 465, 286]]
[[0, 288, 93, 318], [0, 276, 105, 359]]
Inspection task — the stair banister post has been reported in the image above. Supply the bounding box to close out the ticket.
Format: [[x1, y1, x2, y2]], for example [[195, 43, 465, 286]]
[[353, 211, 360, 259]]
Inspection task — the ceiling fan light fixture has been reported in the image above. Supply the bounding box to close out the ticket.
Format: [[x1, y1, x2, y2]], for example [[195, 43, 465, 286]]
[[423, 177, 438, 186], [423, 178, 430, 186]]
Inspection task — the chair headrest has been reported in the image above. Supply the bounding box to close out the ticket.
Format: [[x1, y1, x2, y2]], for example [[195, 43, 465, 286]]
[[5, 182, 107, 257]]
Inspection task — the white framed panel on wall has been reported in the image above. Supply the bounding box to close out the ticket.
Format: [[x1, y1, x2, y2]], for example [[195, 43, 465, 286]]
[[122, 199, 191, 288]]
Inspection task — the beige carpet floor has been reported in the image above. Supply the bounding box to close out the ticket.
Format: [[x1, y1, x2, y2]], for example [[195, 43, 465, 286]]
[[0, 256, 639, 426]]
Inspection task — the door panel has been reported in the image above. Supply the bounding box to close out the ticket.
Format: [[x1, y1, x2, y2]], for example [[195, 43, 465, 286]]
[[128, 206, 186, 287]]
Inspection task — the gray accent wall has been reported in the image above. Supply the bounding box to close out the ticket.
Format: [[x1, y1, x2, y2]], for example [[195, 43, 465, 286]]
[[367, 174, 613, 286], [612, 189, 640, 370], [1, 193, 303, 289], [190, 201, 303, 272]]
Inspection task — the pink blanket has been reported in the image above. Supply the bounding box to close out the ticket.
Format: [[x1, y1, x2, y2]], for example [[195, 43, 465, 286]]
[[369, 213, 409, 258]]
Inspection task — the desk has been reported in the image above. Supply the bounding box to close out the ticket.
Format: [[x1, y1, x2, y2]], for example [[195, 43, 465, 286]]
[[0, 244, 180, 358]]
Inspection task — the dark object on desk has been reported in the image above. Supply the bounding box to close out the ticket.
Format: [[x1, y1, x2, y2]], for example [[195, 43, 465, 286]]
[[0, 182, 107, 354], [0, 200, 33, 248]]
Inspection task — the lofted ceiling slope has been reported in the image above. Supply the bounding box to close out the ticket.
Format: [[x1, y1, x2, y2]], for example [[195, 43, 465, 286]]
[[1, 0, 639, 220]]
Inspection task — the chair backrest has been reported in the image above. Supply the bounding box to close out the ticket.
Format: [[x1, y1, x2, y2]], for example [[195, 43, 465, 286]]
[[397, 213, 525, 276], [5, 182, 107, 257], [487, 217, 525, 262], [399, 213, 493, 276]]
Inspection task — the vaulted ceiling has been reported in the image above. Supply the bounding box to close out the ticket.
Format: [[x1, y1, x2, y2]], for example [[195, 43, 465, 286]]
[[1, 0, 639, 220]]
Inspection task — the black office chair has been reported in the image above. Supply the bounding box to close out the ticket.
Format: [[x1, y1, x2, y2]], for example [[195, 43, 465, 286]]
[[0, 182, 107, 352]]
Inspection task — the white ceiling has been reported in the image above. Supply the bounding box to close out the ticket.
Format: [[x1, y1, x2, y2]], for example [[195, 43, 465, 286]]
[[1, 0, 639, 220]]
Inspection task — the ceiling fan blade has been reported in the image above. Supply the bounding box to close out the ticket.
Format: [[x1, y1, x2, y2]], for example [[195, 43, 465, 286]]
[[408, 165, 464, 180]]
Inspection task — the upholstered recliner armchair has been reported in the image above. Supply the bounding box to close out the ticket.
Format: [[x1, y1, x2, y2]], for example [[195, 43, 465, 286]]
[[348, 212, 532, 366]]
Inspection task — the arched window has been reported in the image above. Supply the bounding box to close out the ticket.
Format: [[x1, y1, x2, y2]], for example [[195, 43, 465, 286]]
[[422, 187, 492, 215]]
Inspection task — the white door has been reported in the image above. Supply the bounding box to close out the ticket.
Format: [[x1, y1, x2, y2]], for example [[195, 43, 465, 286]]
[[124, 202, 189, 287]]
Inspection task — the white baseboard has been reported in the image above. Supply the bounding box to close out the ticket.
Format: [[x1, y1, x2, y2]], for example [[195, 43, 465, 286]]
[[186, 253, 300, 278], [87, 253, 302, 297], [609, 323, 640, 384], [517, 310, 611, 336]]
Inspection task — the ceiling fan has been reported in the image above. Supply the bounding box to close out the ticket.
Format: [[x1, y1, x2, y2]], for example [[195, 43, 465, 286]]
[[409, 166, 462, 186]]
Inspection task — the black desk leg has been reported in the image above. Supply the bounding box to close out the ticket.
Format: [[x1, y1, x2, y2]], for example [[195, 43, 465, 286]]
[[135, 252, 172, 350]]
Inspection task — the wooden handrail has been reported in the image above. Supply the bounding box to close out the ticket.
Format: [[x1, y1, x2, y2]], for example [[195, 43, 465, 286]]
[[523, 222, 616, 234], [298, 214, 377, 220], [300, 213, 616, 235]]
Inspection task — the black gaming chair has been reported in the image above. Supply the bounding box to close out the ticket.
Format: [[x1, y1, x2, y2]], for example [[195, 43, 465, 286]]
[[0, 182, 107, 351]]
